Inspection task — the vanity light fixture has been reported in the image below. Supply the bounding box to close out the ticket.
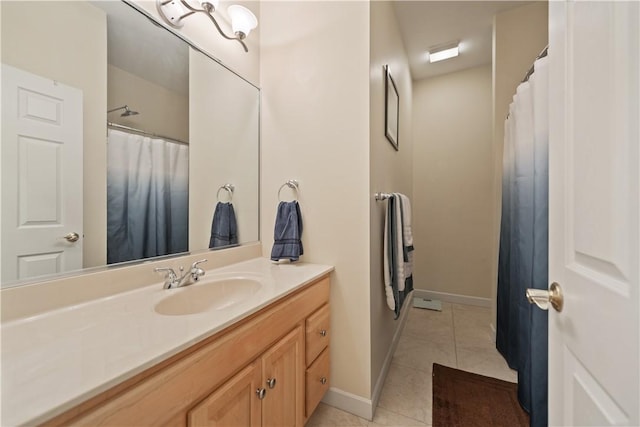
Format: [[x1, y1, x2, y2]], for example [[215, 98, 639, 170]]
[[428, 42, 459, 63], [156, 0, 257, 53]]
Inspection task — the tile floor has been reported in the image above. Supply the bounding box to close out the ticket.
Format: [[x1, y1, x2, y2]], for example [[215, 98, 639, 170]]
[[306, 302, 517, 426]]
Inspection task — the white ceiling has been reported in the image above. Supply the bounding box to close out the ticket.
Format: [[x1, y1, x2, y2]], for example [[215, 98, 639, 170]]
[[393, 1, 532, 81]]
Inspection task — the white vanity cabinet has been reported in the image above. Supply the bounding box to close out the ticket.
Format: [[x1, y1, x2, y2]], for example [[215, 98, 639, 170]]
[[41, 275, 330, 427]]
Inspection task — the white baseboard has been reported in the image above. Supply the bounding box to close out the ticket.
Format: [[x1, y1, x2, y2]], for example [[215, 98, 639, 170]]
[[412, 289, 491, 308], [321, 291, 413, 421], [321, 387, 373, 420], [370, 292, 412, 415]]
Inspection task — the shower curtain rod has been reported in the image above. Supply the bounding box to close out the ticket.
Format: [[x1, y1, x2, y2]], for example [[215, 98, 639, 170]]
[[521, 45, 549, 83], [107, 122, 189, 146]]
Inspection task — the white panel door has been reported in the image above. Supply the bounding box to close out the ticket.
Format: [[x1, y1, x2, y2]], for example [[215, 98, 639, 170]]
[[1, 64, 83, 284], [548, 1, 639, 425]]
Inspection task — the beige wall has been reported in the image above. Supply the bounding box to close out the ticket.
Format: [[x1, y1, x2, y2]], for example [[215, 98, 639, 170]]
[[260, 1, 372, 399], [1, 1, 108, 269], [490, 2, 548, 325], [189, 49, 260, 250], [108, 65, 189, 143], [412, 65, 493, 299], [369, 0, 413, 401]]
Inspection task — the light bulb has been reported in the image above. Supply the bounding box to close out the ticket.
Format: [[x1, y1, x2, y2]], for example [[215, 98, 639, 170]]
[[227, 5, 257, 39]]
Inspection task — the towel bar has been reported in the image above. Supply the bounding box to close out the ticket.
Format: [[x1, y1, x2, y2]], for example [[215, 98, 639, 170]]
[[375, 192, 393, 201]]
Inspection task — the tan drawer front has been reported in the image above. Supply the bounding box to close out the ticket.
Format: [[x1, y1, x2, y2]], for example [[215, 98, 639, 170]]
[[305, 304, 329, 365], [305, 347, 330, 417]]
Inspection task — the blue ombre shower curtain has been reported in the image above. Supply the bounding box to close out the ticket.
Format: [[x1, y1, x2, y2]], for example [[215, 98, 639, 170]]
[[496, 56, 549, 427], [107, 128, 189, 264]]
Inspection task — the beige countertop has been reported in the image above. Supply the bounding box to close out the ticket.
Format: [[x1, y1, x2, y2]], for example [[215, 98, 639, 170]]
[[1, 257, 333, 426]]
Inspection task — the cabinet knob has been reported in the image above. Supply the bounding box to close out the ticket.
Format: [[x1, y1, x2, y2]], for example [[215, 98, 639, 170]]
[[256, 388, 266, 400], [319, 329, 327, 337], [266, 377, 277, 389], [320, 377, 327, 385]]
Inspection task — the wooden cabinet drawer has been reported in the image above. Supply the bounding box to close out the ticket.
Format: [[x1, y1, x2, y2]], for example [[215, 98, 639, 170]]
[[305, 347, 329, 417], [305, 304, 329, 365]]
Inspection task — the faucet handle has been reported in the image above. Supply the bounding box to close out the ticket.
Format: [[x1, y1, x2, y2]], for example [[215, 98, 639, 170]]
[[154, 267, 179, 289], [190, 259, 208, 281], [154, 267, 177, 279], [191, 259, 208, 269]]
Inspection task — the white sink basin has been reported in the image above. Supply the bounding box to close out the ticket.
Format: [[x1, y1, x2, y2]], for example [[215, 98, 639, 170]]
[[154, 277, 262, 316]]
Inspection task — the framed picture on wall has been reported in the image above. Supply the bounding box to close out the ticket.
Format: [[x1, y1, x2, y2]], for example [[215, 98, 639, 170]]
[[384, 64, 399, 151]]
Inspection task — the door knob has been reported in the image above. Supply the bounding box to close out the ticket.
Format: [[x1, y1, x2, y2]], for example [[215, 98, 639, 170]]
[[256, 388, 266, 400], [266, 378, 276, 389], [526, 282, 563, 312], [63, 232, 80, 243]]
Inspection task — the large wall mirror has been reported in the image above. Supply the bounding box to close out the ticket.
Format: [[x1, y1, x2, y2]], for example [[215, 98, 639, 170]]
[[0, 1, 260, 288]]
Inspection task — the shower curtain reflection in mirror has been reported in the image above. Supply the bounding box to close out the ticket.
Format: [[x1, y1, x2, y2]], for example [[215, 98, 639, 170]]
[[107, 129, 189, 264]]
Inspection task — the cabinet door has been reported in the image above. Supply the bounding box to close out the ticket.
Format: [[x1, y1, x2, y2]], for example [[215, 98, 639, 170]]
[[261, 327, 304, 427], [188, 362, 262, 427]]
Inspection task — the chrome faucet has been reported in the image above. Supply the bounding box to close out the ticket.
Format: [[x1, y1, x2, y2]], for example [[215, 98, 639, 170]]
[[154, 259, 208, 289]]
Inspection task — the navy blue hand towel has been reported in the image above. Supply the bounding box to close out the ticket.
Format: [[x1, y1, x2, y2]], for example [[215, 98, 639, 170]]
[[209, 202, 238, 249], [270, 201, 303, 261]]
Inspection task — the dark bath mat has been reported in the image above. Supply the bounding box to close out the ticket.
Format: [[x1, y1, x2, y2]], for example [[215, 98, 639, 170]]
[[432, 363, 529, 427]]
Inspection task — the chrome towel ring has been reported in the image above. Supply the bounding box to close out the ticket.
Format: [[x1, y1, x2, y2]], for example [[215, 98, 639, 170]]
[[217, 184, 235, 202], [278, 180, 299, 201]]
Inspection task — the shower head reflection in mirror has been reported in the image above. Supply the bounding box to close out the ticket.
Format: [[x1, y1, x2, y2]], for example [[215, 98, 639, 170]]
[[0, 0, 259, 288], [107, 105, 139, 117]]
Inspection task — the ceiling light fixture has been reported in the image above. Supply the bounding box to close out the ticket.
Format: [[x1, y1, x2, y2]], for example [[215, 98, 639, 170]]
[[156, 0, 257, 53], [428, 42, 459, 63]]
